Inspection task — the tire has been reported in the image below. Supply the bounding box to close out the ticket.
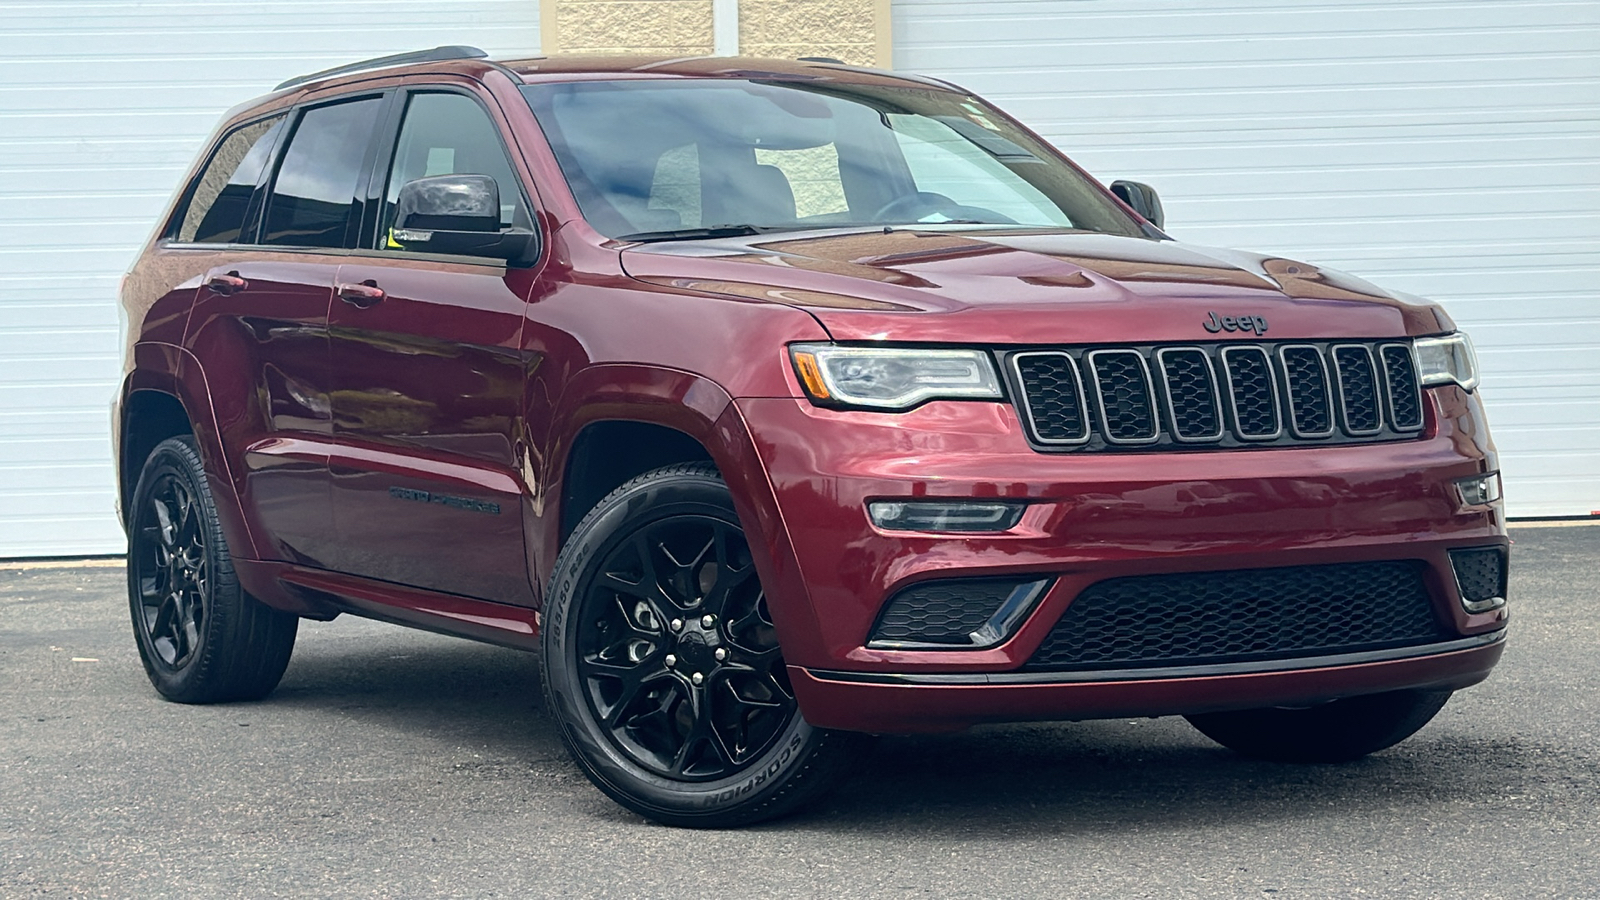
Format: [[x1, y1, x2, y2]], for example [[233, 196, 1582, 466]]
[[127, 435, 298, 703], [541, 463, 864, 827], [1185, 689, 1453, 763]]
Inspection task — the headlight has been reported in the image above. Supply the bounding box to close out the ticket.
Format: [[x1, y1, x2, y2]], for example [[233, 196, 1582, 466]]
[[790, 344, 1003, 410], [1415, 332, 1479, 392]]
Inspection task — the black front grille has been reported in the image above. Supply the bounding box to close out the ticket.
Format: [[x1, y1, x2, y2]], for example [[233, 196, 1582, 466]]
[[1008, 340, 1428, 452], [1023, 561, 1452, 671]]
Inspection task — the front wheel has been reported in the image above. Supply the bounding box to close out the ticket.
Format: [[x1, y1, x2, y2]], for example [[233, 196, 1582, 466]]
[[1185, 689, 1453, 763], [541, 464, 863, 827]]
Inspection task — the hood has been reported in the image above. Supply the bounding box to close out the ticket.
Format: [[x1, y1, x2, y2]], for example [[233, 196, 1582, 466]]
[[619, 228, 1453, 344]]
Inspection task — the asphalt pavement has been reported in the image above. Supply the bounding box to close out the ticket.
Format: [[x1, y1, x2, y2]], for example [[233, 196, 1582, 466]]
[[2, 524, 1596, 899]]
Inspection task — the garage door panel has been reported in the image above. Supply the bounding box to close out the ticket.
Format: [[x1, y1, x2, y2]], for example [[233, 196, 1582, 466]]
[[0, 0, 540, 557], [897, 1, 1600, 41], [898, 0, 1600, 517]]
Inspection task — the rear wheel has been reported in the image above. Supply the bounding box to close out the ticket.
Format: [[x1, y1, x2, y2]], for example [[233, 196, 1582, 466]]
[[1185, 689, 1452, 763], [541, 464, 863, 827], [127, 436, 297, 703]]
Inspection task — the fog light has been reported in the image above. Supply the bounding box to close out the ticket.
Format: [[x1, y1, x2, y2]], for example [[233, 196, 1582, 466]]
[[1454, 472, 1502, 509], [867, 500, 1026, 533]]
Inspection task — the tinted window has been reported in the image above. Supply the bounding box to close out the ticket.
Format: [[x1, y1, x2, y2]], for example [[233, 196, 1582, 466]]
[[177, 115, 284, 243], [379, 92, 529, 247], [262, 98, 383, 248]]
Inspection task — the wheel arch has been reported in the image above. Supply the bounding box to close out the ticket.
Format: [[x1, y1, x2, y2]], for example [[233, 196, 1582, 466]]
[[536, 363, 822, 667]]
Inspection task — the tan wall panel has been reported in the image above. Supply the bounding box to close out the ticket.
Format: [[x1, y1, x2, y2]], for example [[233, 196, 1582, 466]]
[[740, 0, 879, 66], [551, 0, 714, 55]]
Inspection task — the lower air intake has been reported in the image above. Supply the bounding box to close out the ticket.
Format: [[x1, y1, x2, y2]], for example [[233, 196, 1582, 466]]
[[1024, 561, 1452, 671], [1449, 546, 1507, 612], [869, 578, 1050, 650]]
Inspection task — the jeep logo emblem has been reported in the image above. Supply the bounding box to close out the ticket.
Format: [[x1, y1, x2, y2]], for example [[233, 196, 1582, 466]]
[[1203, 311, 1268, 335]]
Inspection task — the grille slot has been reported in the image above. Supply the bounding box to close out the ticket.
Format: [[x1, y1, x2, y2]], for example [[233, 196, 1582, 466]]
[[1279, 345, 1334, 438], [1006, 339, 1430, 453], [1157, 348, 1223, 441], [1380, 343, 1424, 431], [1024, 561, 1452, 671], [1012, 352, 1089, 444], [1332, 344, 1384, 435], [1086, 350, 1159, 444], [1221, 346, 1282, 439]]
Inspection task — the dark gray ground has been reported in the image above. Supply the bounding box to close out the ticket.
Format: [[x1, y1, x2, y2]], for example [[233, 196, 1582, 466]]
[[2, 525, 1596, 899]]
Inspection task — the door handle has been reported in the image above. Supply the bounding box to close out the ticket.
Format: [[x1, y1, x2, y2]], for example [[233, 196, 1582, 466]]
[[337, 280, 386, 308], [205, 272, 247, 295]]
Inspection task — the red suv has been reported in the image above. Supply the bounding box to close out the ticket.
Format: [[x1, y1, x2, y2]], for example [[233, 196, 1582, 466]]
[[115, 48, 1508, 827]]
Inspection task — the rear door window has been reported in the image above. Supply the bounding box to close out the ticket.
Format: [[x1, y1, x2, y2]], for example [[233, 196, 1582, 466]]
[[176, 115, 284, 244], [262, 97, 384, 248]]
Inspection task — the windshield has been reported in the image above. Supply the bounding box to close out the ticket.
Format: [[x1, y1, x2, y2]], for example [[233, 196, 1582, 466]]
[[519, 78, 1145, 240]]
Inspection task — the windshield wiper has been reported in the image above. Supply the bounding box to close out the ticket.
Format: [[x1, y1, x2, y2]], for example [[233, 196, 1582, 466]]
[[614, 224, 797, 243]]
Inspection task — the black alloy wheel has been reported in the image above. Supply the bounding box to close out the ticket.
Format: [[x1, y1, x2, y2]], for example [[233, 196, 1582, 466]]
[[127, 435, 298, 703], [577, 513, 792, 780], [542, 464, 863, 827], [134, 468, 209, 669]]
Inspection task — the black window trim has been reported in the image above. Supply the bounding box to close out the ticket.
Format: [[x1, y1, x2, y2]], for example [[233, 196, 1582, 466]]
[[162, 110, 289, 245]]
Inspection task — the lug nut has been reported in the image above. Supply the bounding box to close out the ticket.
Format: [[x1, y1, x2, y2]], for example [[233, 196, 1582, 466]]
[[714, 648, 727, 661], [691, 672, 704, 685], [701, 615, 715, 628], [664, 654, 677, 668], [670, 618, 683, 632]]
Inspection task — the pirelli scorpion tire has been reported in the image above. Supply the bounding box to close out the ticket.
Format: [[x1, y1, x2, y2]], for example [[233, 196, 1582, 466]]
[[127, 436, 298, 703], [541, 464, 864, 828], [1185, 689, 1453, 763]]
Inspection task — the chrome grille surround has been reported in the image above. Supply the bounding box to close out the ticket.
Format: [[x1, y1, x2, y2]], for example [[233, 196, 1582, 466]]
[[1005, 340, 1431, 452], [1155, 347, 1225, 442], [1331, 344, 1385, 436], [1009, 351, 1090, 445], [1277, 344, 1335, 439], [1085, 349, 1160, 445], [1378, 342, 1425, 432], [1220, 346, 1284, 440]]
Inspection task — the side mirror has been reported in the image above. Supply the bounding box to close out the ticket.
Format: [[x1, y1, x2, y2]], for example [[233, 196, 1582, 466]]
[[392, 174, 535, 262], [1110, 180, 1165, 230]]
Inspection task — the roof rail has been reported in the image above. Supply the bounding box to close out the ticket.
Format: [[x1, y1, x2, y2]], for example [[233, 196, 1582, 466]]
[[797, 56, 847, 65], [275, 45, 489, 92]]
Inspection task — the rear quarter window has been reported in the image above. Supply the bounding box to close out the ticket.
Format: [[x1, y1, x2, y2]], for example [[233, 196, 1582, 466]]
[[175, 115, 284, 244]]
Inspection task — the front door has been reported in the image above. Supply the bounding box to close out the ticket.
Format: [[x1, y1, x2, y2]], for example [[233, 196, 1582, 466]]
[[325, 88, 539, 604]]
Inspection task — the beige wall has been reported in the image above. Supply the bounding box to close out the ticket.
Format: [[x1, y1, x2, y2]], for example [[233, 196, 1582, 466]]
[[541, 0, 891, 66]]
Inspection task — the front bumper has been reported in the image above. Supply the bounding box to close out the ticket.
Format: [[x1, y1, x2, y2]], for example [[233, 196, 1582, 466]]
[[730, 383, 1506, 733]]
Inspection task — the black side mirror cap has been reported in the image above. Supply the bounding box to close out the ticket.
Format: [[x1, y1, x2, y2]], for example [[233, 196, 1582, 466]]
[[1110, 180, 1165, 230], [393, 174, 537, 263]]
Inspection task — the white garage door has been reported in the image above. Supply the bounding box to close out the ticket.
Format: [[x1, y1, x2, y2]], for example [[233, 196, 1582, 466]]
[[0, 1, 540, 557], [895, 0, 1600, 518]]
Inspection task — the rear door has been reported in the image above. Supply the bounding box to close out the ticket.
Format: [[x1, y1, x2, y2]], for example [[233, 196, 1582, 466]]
[[325, 85, 539, 604], [182, 95, 385, 566]]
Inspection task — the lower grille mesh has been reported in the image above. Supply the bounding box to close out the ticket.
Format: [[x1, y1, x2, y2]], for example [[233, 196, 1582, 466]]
[[1450, 547, 1507, 604], [1024, 561, 1452, 671]]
